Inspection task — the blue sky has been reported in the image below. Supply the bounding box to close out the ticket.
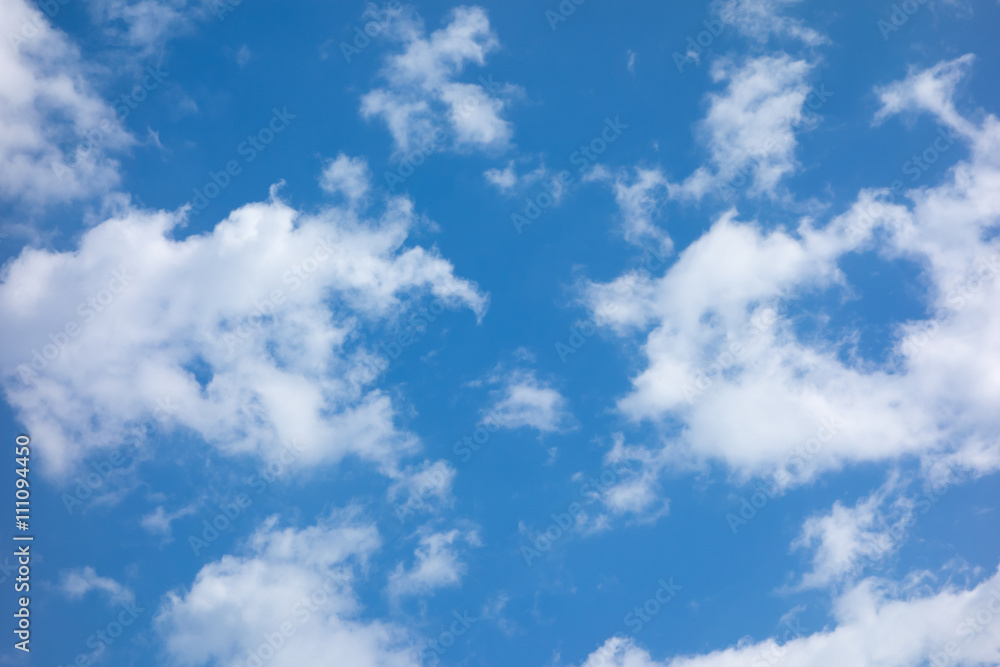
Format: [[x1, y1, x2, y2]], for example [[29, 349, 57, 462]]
[[2, 0, 1000, 666]]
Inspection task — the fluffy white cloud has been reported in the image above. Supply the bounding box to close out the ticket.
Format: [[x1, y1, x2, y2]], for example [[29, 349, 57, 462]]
[[483, 368, 572, 433], [0, 171, 487, 479], [0, 0, 132, 204], [668, 54, 817, 201], [361, 5, 518, 154], [387, 526, 480, 598], [156, 510, 423, 667], [585, 57, 1000, 491], [576, 566, 1000, 667], [320, 152, 372, 203], [484, 161, 519, 190], [594, 167, 672, 252], [792, 476, 915, 590]]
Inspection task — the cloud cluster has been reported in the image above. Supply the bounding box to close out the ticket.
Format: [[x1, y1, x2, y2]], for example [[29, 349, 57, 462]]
[[0, 165, 487, 479], [585, 56, 1000, 496]]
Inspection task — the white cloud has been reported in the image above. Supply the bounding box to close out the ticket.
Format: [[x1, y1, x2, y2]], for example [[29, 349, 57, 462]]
[[596, 435, 670, 523], [874, 54, 978, 139], [360, 5, 518, 154], [792, 476, 915, 590], [60, 566, 133, 604], [156, 510, 423, 667], [585, 57, 1000, 492], [597, 167, 672, 252], [0, 0, 132, 205], [140, 502, 199, 539], [716, 0, 827, 46], [484, 159, 568, 202], [0, 174, 487, 479], [235, 43, 251, 67], [320, 153, 371, 203], [484, 368, 571, 433], [484, 161, 518, 190], [555, 435, 672, 532], [86, 0, 220, 58], [387, 527, 480, 598], [388, 459, 457, 521], [669, 54, 816, 201], [576, 566, 1000, 667]]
